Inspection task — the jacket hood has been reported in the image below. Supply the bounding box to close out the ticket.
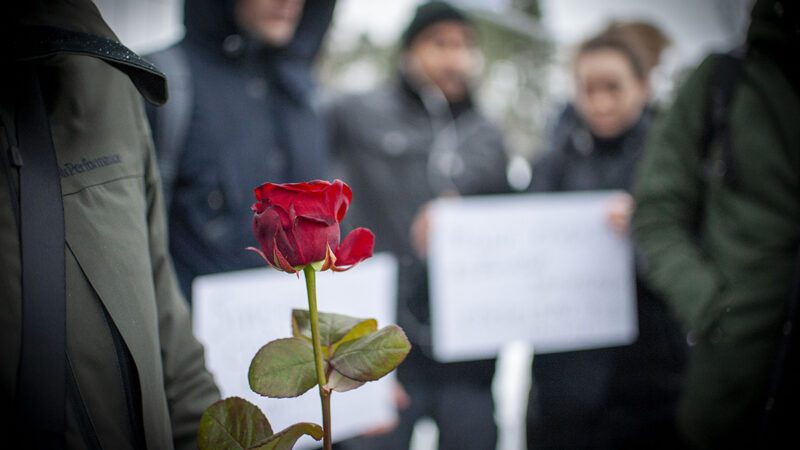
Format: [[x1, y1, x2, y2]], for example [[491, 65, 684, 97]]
[[183, 0, 335, 62], [5, 0, 168, 105], [183, 0, 238, 49]]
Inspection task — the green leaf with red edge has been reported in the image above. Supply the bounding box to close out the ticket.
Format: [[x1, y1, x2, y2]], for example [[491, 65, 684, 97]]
[[198, 397, 273, 450], [291, 309, 377, 355], [249, 338, 318, 398], [250, 422, 323, 450], [329, 325, 411, 382]]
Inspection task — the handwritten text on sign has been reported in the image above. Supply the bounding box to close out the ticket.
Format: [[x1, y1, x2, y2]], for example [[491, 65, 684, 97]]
[[428, 192, 638, 362]]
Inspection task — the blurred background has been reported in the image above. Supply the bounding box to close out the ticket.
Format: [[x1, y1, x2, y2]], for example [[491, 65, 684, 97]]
[[96, 0, 751, 192], [92, 1, 754, 449]]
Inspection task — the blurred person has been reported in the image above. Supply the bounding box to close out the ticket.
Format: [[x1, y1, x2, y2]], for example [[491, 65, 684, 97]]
[[633, 0, 800, 448], [146, 0, 335, 302], [325, 2, 510, 449], [606, 21, 671, 80], [1, 1, 220, 448], [526, 24, 686, 450]]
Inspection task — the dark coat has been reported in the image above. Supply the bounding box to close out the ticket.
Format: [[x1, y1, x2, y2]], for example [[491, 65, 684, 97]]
[[527, 104, 686, 450], [1, 1, 220, 448], [146, 0, 335, 299], [633, 2, 800, 445], [326, 74, 510, 384], [530, 103, 652, 192]]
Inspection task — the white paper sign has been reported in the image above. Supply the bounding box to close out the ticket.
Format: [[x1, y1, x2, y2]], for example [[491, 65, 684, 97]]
[[429, 191, 638, 362], [193, 254, 398, 449]]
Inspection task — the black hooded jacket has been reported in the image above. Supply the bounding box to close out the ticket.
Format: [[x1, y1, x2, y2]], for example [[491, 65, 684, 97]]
[[526, 104, 687, 449], [147, 0, 335, 300]]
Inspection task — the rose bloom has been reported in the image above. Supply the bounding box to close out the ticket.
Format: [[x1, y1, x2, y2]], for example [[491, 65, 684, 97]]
[[248, 180, 375, 273]]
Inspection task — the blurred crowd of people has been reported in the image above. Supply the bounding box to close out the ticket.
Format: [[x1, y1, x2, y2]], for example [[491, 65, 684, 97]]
[[2, 0, 797, 449]]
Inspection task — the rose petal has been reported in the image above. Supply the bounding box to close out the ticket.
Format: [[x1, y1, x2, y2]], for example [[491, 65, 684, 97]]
[[291, 216, 339, 265], [251, 200, 266, 214], [333, 228, 374, 271], [246, 246, 276, 269], [324, 180, 352, 223], [297, 192, 332, 220], [272, 239, 298, 273], [254, 180, 331, 203], [254, 206, 301, 265], [252, 207, 281, 262], [257, 180, 331, 196], [255, 180, 354, 224]]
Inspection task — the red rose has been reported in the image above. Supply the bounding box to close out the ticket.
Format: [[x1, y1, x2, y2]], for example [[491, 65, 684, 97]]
[[248, 180, 375, 273]]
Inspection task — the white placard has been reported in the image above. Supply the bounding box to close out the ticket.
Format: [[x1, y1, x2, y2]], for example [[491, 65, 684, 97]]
[[429, 191, 638, 363], [193, 254, 398, 449]]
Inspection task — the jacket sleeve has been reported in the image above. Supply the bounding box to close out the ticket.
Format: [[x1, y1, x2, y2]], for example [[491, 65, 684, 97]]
[[632, 56, 727, 336], [142, 111, 220, 449]]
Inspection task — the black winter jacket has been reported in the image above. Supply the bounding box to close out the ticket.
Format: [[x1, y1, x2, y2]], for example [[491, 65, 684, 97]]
[[146, 0, 335, 300], [326, 74, 510, 383], [527, 103, 686, 450]]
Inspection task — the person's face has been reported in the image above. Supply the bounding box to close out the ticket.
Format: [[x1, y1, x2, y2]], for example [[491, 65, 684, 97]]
[[574, 48, 649, 138], [406, 20, 477, 103], [236, 0, 304, 47]]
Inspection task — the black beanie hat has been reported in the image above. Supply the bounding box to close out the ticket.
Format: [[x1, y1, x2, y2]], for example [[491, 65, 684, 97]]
[[401, 1, 470, 48]]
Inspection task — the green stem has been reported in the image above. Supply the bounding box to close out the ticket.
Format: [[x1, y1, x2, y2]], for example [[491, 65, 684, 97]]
[[303, 266, 332, 450], [321, 389, 332, 448]]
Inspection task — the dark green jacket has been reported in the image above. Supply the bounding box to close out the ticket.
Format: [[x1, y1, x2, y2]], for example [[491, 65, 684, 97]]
[[1, 1, 220, 448], [632, 47, 799, 450]]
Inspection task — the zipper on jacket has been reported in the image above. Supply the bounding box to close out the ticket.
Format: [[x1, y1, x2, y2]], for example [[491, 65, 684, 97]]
[[102, 307, 146, 450], [67, 357, 103, 450]]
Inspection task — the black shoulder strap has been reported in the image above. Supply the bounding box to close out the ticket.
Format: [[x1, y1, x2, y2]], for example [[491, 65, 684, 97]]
[[700, 50, 746, 186], [14, 67, 66, 449]]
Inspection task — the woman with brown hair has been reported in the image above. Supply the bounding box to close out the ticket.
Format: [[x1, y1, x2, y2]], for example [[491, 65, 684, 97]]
[[526, 22, 685, 450]]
